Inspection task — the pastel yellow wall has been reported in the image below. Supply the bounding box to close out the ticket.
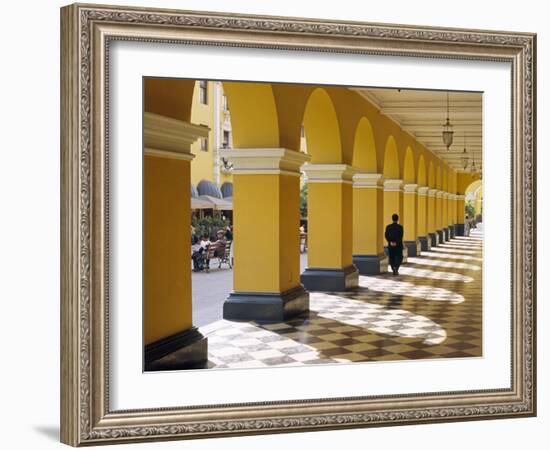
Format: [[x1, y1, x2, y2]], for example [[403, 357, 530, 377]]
[[233, 174, 301, 293], [353, 187, 384, 255], [427, 194, 436, 233], [308, 182, 353, 268], [190, 81, 215, 184], [144, 155, 192, 345], [403, 192, 417, 241], [417, 193, 427, 236], [384, 190, 403, 230]]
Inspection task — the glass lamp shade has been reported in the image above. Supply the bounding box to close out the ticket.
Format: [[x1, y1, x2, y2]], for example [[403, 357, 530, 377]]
[[461, 148, 469, 170], [442, 119, 454, 149]]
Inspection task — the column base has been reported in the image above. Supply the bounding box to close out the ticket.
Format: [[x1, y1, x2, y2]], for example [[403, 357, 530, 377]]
[[455, 223, 465, 236], [448, 225, 454, 239], [223, 285, 309, 323], [404, 239, 421, 257], [144, 326, 208, 372], [437, 229, 445, 244], [419, 235, 431, 252], [353, 253, 388, 275], [429, 232, 439, 247], [301, 265, 358, 292]]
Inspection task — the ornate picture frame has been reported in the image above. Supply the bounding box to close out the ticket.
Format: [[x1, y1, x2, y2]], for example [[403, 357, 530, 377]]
[[60, 3, 536, 446]]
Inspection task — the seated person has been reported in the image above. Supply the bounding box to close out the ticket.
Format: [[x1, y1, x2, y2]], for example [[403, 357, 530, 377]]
[[211, 230, 227, 257], [191, 234, 210, 272]]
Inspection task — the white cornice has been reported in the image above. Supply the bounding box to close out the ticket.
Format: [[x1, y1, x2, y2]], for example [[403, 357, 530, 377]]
[[144, 148, 195, 161], [383, 179, 403, 192], [220, 148, 310, 176], [143, 112, 209, 157], [428, 189, 438, 197], [417, 186, 430, 196], [403, 183, 418, 193], [352, 173, 384, 188], [302, 164, 357, 183]]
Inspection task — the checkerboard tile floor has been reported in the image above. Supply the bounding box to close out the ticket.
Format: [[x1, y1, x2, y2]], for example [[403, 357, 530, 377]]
[[200, 227, 483, 370]]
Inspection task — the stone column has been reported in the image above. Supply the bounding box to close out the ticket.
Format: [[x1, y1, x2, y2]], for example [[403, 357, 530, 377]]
[[456, 194, 466, 236], [417, 186, 430, 251], [384, 179, 407, 262], [435, 190, 445, 244], [442, 192, 449, 241], [301, 164, 359, 292], [143, 112, 209, 371], [221, 148, 310, 322], [427, 188, 438, 247], [446, 193, 454, 239], [403, 184, 421, 256], [352, 173, 388, 275]]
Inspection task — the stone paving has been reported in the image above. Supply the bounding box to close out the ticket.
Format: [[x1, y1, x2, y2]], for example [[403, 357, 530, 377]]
[[191, 226, 483, 369]]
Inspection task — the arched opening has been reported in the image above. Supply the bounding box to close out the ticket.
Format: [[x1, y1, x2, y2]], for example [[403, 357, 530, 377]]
[[403, 147, 416, 184], [352, 117, 377, 172], [465, 179, 483, 227], [417, 155, 427, 187], [383, 136, 400, 179], [302, 88, 343, 163]]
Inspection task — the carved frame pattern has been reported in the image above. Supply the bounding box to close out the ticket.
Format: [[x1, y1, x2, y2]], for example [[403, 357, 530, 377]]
[[60, 3, 536, 446]]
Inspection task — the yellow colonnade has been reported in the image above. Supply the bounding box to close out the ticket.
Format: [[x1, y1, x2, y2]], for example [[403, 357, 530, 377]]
[[417, 186, 431, 251], [301, 164, 359, 291], [352, 173, 388, 274], [403, 183, 421, 256], [221, 148, 310, 321], [143, 112, 209, 371]]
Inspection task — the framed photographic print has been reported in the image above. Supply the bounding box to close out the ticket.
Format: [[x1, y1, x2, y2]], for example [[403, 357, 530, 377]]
[[60, 3, 536, 446]]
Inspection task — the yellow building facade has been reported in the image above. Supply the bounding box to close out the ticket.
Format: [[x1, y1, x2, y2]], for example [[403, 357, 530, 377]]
[[142, 78, 482, 370]]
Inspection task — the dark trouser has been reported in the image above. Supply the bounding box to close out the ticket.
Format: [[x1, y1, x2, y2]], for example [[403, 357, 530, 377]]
[[388, 247, 403, 273], [192, 250, 204, 271]]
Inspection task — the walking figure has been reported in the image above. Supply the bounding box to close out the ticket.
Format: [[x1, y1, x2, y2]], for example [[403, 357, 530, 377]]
[[385, 213, 404, 276]]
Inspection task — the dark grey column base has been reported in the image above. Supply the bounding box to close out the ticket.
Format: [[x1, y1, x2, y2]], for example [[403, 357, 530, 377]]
[[353, 253, 388, 275], [429, 232, 438, 247], [404, 239, 421, 257], [437, 229, 445, 244], [456, 223, 466, 236], [419, 235, 431, 252], [144, 326, 208, 372], [301, 265, 358, 292], [448, 225, 455, 239], [223, 285, 309, 323]]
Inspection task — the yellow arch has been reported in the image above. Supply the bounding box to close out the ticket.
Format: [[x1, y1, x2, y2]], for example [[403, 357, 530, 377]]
[[303, 88, 343, 163], [144, 78, 196, 122], [352, 117, 377, 172], [428, 161, 435, 188], [443, 168, 448, 191], [417, 154, 427, 186], [222, 82, 280, 148], [383, 136, 400, 179], [403, 147, 415, 183], [436, 166, 442, 190]]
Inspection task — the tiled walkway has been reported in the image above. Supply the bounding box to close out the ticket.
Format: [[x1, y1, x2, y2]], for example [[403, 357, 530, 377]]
[[199, 226, 483, 369]]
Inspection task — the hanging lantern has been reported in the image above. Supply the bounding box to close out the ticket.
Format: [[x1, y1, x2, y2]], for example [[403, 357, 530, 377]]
[[470, 158, 477, 174], [442, 91, 454, 150], [460, 132, 469, 170]]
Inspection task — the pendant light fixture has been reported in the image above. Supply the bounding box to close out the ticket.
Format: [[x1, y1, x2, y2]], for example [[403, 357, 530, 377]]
[[460, 132, 469, 170], [442, 91, 454, 150]]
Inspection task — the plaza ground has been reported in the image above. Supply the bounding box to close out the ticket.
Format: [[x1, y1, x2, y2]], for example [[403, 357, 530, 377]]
[[190, 226, 483, 369]]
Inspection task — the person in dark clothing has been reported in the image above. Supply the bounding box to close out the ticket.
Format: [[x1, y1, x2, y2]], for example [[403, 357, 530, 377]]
[[385, 213, 404, 276]]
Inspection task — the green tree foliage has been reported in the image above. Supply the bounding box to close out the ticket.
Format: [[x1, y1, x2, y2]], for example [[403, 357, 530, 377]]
[[300, 183, 308, 219], [465, 200, 476, 219], [191, 215, 230, 239]]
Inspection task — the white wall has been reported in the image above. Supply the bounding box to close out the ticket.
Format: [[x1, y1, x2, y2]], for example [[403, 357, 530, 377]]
[[0, 0, 546, 449]]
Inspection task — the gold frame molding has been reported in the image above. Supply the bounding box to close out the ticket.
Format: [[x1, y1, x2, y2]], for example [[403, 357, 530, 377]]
[[60, 3, 536, 446]]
